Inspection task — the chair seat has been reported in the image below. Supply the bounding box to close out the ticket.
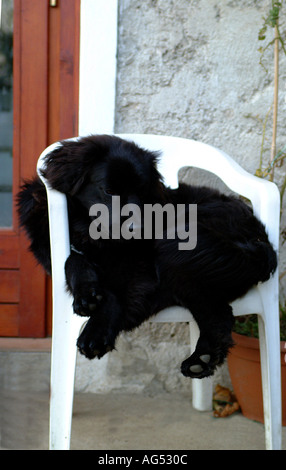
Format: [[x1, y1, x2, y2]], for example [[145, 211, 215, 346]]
[[151, 306, 193, 323], [151, 287, 263, 323], [231, 287, 263, 317]]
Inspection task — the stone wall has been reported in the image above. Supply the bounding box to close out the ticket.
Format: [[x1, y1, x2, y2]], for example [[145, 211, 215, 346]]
[[75, 0, 286, 394]]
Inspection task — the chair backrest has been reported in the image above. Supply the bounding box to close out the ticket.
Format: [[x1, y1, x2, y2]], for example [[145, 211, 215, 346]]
[[117, 134, 280, 252]]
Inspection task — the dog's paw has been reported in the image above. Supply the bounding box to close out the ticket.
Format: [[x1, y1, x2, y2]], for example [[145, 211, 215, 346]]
[[77, 339, 114, 360], [181, 331, 234, 379], [180, 345, 228, 379], [73, 286, 103, 317], [76, 324, 115, 359], [180, 352, 220, 379]]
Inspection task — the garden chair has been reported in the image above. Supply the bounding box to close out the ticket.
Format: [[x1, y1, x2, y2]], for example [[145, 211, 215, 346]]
[[37, 134, 281, 450]]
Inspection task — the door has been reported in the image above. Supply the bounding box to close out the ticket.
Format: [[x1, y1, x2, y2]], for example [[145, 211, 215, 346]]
[[0, 0, 80, 337]]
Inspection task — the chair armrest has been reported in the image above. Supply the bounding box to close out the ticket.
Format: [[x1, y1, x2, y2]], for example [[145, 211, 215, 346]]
[[37, 135, 280, 252], [37, 142, 71, 280]]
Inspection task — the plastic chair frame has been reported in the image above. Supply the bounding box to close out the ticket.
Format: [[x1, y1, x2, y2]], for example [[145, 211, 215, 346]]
[[37, 134, 281, 450]]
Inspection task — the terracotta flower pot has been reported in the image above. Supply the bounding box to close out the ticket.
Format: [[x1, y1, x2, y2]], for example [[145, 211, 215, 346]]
[[228, 332, 286, 425]]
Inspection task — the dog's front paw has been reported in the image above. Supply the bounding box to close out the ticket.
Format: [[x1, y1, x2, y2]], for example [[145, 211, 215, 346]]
[[76, 322, 115, 359], [77, 337, 114, 360], [73, 285, 103, 317]]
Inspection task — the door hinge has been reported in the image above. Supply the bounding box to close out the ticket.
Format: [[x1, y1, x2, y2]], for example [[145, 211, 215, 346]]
[[50, 0, 58, 7]]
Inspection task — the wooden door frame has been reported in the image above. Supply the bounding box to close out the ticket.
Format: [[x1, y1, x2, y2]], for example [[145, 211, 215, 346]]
[[46, 0, 80, 335]]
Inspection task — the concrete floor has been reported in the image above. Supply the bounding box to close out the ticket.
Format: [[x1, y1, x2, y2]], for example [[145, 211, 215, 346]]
[[1, 340, 286, 451], [1, 390, 286, 450]]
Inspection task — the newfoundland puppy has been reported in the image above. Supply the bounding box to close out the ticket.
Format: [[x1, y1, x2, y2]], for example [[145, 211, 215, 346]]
[[17, 135, 277, 379]]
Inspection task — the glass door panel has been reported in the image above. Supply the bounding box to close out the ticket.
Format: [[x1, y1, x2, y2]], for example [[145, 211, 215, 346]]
[[0, 0, 13, 227]]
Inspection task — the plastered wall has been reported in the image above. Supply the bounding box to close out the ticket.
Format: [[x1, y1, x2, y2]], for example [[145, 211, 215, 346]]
[[75, 0, 286, 394]]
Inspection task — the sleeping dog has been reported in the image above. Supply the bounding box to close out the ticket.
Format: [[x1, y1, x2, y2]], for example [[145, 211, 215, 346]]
[[17, 135, 277, 378]]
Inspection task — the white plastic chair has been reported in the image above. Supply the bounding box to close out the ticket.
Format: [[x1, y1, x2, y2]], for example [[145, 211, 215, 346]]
[[37, 134, 281, 450]]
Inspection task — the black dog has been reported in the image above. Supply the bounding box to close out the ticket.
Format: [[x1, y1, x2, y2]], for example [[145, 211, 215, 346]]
[[17, 135, 277, 379]]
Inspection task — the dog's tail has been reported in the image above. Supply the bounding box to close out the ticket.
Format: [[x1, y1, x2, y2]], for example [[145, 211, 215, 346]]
[[156, 225, 278, 303], [235, 238, 277, 284], [17, 177, 51, 274], [195, 235, 278, 300], [204, 236, 277, 288]]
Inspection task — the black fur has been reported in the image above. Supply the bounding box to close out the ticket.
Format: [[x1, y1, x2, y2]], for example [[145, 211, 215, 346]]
[[17, 135, 277, 378]]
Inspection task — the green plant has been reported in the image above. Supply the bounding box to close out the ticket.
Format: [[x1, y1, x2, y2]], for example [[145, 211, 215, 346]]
[[234, 315, 260, 339], [234, 310, 286, 341]]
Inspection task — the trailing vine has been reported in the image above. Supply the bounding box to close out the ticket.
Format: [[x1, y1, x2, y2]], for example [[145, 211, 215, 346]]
[[258, 1, 285, 50], [256, 1, 286, 208], [258, 0, 286, 68], [235, 2, 286, 337]]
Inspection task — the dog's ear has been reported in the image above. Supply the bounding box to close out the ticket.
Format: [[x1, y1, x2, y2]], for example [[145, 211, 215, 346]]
[[41, 135, 116, 195], [40, 136, 111, 195], [40, 140, 89, 195]]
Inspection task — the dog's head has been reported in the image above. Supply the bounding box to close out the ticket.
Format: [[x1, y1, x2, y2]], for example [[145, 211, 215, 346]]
[[41, 135, 165, 209]]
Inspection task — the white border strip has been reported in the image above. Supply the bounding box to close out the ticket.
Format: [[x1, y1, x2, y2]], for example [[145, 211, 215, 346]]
[[79, 0, 118, 136]]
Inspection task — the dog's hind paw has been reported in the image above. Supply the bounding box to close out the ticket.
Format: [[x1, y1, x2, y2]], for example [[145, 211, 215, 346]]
[[180, 351, 224, 379], [180, 328, 234, 379]]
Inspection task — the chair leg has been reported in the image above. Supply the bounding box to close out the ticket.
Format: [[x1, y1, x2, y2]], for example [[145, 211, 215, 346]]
[[190, 321, 213, 411], [49, 311, 85, 450], [258, 312, 282, 450]]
